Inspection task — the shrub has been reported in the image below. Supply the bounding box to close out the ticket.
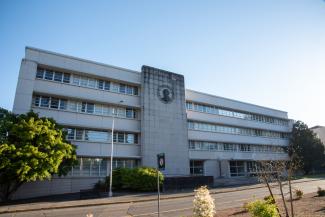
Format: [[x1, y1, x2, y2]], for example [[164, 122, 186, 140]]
[[295, 189, 303, 200], [263, 195, 275, 204], [317, 187, 325, 197], [193, 186, 215, 217], [96, 167, 164, 192], [245, 199, 279, 217]]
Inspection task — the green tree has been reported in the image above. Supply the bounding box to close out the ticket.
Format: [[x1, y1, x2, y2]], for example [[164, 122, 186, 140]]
[[288, 121, 325, 174], [0, 108, 77, 201]]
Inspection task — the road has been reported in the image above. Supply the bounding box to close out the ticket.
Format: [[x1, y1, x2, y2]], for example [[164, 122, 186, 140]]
[[1, 179, 324, 217]]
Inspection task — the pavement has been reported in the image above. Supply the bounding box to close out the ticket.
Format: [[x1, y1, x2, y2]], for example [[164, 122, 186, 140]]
[[0, 177, 322, 215]]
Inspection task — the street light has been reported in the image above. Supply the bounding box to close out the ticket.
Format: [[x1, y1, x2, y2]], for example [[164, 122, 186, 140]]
[[109, 100, 124, 198]]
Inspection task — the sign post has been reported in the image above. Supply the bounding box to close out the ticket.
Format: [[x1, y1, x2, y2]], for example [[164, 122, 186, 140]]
[[157, 153, 165, 217]]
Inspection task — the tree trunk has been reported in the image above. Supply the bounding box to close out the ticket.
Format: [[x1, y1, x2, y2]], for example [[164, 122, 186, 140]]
[[0, 181, 23, 202], [288, 178, 294, 217], [278, 179, 289, 217], [264, 176, 281, 217]]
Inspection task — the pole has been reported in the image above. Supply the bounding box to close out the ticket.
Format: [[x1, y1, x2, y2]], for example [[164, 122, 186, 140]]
[[157, 169, 160, 217], [109, 108, 115, 198]]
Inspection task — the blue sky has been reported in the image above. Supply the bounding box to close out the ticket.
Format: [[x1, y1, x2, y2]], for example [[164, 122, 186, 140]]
[[1, 0, 325, 127]]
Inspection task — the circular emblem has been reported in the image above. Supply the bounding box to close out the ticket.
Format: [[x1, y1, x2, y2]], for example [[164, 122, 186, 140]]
[[157, 85, 174, 103]]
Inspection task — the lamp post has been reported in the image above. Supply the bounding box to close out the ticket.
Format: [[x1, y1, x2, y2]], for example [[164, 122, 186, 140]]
[[109, 100, 124, 198]]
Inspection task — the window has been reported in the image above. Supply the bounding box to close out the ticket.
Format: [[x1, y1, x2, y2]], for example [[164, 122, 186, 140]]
[[230, 161, 245, 177], [40, 96, 50, 107], [85, 130, 107, 142], [119, 84, 126, 94], [126, 86, 133, 95], [86, 103, 94, 114], [72, 75, 80, 85], [94, 104, 103, 115], [81, 102, 86, 112], [80, 77, 88, 87], [54, 72, 63, 82], [76, 129, 84, 140], [59, 99, 67, 110], [97, 80, 104, 89], [126, 134, 134, 144], [33, 96, 40, 106], [104, 81, 110, 91], [118, 133, 125, 143], [111, 82, 119, 92], [50, 98, 59, 109], [44, 70, 54, 80], [36, 68, 44, 79], [88, 78, 96, 88], [63, 73, 70, 83], [126, 108, 135, 118], [190, 160, 204, 175], [67, 128, 75, 140]]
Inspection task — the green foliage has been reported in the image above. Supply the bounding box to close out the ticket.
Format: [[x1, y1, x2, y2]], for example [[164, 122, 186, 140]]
[[317, 187, 325, 197], [263, 195, 275, 204], [288, 121, 325, 174], [94, 167, 164, 192], [295, 188, 303, 199], [245, 199, 279, 217], [0, 109, 77, 201]]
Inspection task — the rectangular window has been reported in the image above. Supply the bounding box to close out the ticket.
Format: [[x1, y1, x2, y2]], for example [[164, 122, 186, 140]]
[[111, 82, 119, 92], [72, 75, 80, 85], [67, 128, 75, 140], [94, 104, 103, 115], [85, 130, 108, 142], [118, 133, 125, 143], [36, 68, 44, 79], [63, 73, 70, 83], [68, 101, 78, 111], [81, 102, 86, 112], [80, 77, 88, 87], [54, 72, 63, 82], [119, 84, 126, 94], [126, 108, 134, 118], [190, 160, 204, 175], [104, 81, 110, 91], [76, 129, 84, 140], [126, 134, 134, 144], [44, 70, 54, 80], [102, 106, 112, 116], [126, 86, 133, 95], [59, 99, 67, 110], [40, 96, 50, 107], [230, 161, 245, 177], [86, 103, 94, 114], [97, 80, 104, 89], [133, 87, 138, 95], [88, 78, 96, 88], [33, 95, 40, 107], [50, 97, 59, 109]]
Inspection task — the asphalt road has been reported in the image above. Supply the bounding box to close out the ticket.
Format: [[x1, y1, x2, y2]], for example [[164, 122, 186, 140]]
[[1, 179, 324, 217]]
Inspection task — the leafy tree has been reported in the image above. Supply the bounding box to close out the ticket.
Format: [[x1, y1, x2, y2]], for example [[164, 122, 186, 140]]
[[288, 121, 325, 174], [0, 108, 77, 201]]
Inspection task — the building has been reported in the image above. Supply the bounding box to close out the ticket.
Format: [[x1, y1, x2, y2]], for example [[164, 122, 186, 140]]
[[12, 47, 292, 199], [310, 126, 325, 145]]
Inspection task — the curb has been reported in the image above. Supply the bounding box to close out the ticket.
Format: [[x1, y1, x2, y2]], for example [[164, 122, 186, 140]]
[[0, 178, 321, 214]]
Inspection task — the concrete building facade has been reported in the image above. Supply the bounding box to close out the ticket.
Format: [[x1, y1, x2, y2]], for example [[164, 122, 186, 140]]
[[12, 47, 292, 199]]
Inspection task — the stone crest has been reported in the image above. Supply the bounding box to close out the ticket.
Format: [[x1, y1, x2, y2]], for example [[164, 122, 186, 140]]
[[157, 85, 174, 103]]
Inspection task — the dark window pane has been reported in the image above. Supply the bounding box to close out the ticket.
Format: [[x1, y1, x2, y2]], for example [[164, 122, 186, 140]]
[[97, 80, 104, 89], [118, 133, 125, 143], [36, 68, 44, 79], [54, 72, 63, 82], [63, 73, 70, 83], [104, 81, 110, 91], [50, 98, 59, 109], [33, 96, 40, 106], [126, 108, 134, 118], [87, 103, 94, 113], [126, 86, 133, 95], [81, 102, 86, 112], [44, 70, 54, 80], [119, 84, 126, 94], [134, 87, 138, 95], [67, 128, 75, 140]]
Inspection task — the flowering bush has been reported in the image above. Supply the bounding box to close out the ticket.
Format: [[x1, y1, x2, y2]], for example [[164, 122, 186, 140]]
[[245, 199, 279, 217], [193, 186, 215, 217]]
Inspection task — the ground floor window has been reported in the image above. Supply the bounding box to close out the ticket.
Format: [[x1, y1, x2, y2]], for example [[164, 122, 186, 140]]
[[190, 160, 204, 176], [69, 157, 139, 177], [229, 161, 245, 177]]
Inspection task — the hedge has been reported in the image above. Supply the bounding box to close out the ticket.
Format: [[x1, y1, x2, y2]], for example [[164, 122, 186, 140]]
[[94, 167, 164, 192]]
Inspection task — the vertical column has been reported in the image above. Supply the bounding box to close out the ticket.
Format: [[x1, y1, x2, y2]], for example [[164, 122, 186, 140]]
[[13, 59, 37, 114]]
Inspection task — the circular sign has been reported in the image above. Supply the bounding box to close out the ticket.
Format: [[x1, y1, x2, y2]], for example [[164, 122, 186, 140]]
[[157, 85, 174, 103]]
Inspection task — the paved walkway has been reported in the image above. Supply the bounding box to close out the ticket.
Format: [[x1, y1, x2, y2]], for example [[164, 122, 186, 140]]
[[0, 178, 321, 214]]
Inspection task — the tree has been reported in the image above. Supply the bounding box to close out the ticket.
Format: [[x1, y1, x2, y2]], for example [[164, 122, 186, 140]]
[[0, 108, 77, 201], [289, 121, 325, 174]]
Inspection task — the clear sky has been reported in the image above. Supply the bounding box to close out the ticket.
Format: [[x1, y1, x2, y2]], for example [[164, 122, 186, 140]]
[[1, 0, 325, 127]]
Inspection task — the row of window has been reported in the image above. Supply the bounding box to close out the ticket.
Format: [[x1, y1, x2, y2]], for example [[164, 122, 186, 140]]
[[188, 121, 290, 139], [188, 141, 286, 153], [68, 157, 139, 177], [65, 128, 138, 144], [36, 67, 139, 96], [32, 95, 137, 119], [186, 102, 289, 126]]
